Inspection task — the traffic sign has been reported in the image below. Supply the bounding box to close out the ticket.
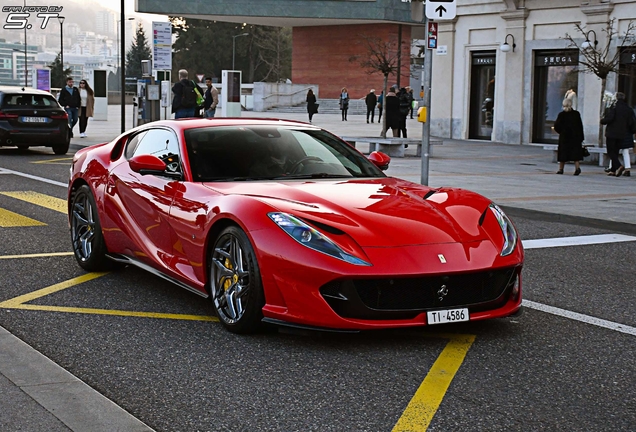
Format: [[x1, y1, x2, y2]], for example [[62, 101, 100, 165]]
[[196, 74, 205, 82], [425, 0, 456, 20], [427, 22, 438, 50]]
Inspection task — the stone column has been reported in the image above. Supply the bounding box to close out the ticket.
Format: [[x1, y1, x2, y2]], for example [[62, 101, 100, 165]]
[[430, 19, 457, 139], [493, 9, 528, 144], [580, 2, 614, 147]]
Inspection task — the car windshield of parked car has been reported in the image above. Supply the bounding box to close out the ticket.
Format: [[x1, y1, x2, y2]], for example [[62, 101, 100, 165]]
[[2, 93, 59, 109], [184, 126, 387, 181]]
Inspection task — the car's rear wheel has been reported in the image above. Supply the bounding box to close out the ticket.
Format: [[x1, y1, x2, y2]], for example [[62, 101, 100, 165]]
[[52, 137, 70, 155], [70, 184, 112, 271], [210, 226, 264, 333]]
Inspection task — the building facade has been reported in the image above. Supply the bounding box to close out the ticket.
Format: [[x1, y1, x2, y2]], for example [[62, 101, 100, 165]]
[[430, 0, 636, 146], [136, 0, 425, 99]]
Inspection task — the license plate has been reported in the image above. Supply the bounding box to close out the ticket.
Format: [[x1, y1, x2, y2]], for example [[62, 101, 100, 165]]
[[427, 308, 469, 325], [21, 117, 49, 123]]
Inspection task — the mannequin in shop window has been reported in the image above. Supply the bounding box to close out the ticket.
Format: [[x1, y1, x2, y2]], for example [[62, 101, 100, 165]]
[[564, 88, 577, 111]]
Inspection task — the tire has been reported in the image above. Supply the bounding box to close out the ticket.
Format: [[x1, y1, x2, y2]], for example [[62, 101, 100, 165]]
[[210, 226, 265, 334], [69, 184, 113, 271], [52, 138, 70, 155]]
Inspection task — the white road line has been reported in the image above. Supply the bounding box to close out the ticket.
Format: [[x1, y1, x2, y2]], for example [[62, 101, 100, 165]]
[[523, 300, 636, 337], [523, 234, 636, 249], [0, 167, 67, 188]]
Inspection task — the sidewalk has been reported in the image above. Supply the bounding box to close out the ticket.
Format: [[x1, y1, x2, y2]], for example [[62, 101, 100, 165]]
[[2, 104, 636, 431], [80, 105, 636, 228]]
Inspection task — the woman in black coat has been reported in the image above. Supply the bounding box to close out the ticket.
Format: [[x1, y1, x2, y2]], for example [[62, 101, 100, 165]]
[[306, 89, 317, 123], [384, 88, 400, 137], [553, 98, 584, 175]]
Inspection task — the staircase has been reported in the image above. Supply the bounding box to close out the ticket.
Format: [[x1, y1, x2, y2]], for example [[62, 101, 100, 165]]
[[266, 98, 368, 115]]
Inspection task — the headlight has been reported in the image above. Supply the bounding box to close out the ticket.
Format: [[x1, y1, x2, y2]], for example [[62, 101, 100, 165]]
[[489, 204, 518, 256], [268, 212, 371, 266]]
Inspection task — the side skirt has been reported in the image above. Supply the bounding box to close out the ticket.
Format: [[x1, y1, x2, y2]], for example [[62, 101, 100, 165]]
[[106, 254, 209, 299]]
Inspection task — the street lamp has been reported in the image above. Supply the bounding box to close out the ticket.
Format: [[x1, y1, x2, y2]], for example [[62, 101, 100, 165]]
[[23, 0, 27, 87], [581, 30, 598, 50], [13, 47, 28, 87], [120, 0, 127, 133], [117, 17, 134, 91], [232, 32, 249, 70], [499, 34, 516, 53], [58, 16, 65, 86]]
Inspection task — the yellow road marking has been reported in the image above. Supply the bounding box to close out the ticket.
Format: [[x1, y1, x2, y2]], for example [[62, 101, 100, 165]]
[[0, 272, 218, 322], [392, 333, 476, 431], [0, 273, 107, 308], [0, 208, 46, 227], [0, 271, 469, 429], [0, 191, 67, 214], [0, 252, 74, 259], [11, 304, 218, 321], [31, 157, 73, 164]]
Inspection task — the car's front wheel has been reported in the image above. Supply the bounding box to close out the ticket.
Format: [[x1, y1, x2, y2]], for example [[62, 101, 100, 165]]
[[210, 226, 264, 333], [70, 184, 112, 271]]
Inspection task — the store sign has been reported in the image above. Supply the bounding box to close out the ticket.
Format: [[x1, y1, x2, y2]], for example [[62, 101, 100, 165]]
[[472, 57, 495, 65], [620, 52, 636, 64], [536, 54, 578, 66]]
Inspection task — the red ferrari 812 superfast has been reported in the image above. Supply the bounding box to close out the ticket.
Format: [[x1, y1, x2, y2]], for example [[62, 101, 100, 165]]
[[68, 118, 523, 333]]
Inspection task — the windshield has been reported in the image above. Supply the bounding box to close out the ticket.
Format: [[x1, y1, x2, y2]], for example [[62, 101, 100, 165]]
[[184, 126, 386, 181], [2, 93, 60, 109]]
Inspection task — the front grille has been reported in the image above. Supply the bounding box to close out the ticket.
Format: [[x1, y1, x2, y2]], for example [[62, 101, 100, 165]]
[[320, 267, 518, 320]]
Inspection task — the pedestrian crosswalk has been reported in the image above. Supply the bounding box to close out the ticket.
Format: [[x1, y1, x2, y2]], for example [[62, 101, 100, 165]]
[[0, 191, 66, 227]]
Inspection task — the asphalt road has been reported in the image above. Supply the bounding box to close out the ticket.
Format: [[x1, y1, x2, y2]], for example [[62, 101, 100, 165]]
[[1, 147, 635, 431]]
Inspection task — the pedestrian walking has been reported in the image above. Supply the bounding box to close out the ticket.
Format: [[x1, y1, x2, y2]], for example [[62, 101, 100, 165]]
[[77, 79, 94, 138], [306, 89, 318, 123], [385, 87, 400, 137], [553, 98, 584, 175], [601, 92, 636, 177], [407, 87, 415, 119], [57, 76, 81, 138], [365, 89, 377, 123], [617, 131, 635, 177], [377, 90, 384, 123], [203, 77, 219, 118], [171, 69, 198, 119], [397, 87, 410, 138], [339, 87, 350, 121]]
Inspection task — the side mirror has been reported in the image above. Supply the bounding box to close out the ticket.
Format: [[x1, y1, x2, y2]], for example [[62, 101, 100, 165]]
[[368, 151, 391, 171], [129, 154, 181, 179], [130, 154, 167, 174]]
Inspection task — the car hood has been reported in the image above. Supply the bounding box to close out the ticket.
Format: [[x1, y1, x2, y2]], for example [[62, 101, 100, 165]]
[[203, 178, 493, 247]]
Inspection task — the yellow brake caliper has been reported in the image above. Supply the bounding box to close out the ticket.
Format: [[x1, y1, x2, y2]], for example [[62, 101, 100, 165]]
[[223, 258, 238, 291]]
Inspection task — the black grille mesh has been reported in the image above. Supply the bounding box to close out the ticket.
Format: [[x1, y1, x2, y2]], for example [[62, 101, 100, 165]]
[[320, 267, 518, 320]]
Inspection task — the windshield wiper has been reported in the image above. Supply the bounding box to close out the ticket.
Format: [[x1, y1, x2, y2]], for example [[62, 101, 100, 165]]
[[273, 173, 352, 180], [204, 176, 262, 182]]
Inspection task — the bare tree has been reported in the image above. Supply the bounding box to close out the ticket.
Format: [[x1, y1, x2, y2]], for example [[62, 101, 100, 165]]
[[350, 35, 407, 138], [565, 19, 636, 146], [253, 27, 292, 83]]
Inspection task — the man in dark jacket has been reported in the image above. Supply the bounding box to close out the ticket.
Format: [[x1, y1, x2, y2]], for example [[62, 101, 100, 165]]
[[365, 89, 377, 123], [203, 77, 219, 118], [601, 92, 636, 176], [58, 77, 81, 138], [397, 87, 411, 138], [171, 69, 197, 119]]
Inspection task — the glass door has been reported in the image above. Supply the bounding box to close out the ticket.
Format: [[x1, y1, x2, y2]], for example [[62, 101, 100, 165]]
[[469, 52, 496, 140], [532, 51, 579, 143]]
